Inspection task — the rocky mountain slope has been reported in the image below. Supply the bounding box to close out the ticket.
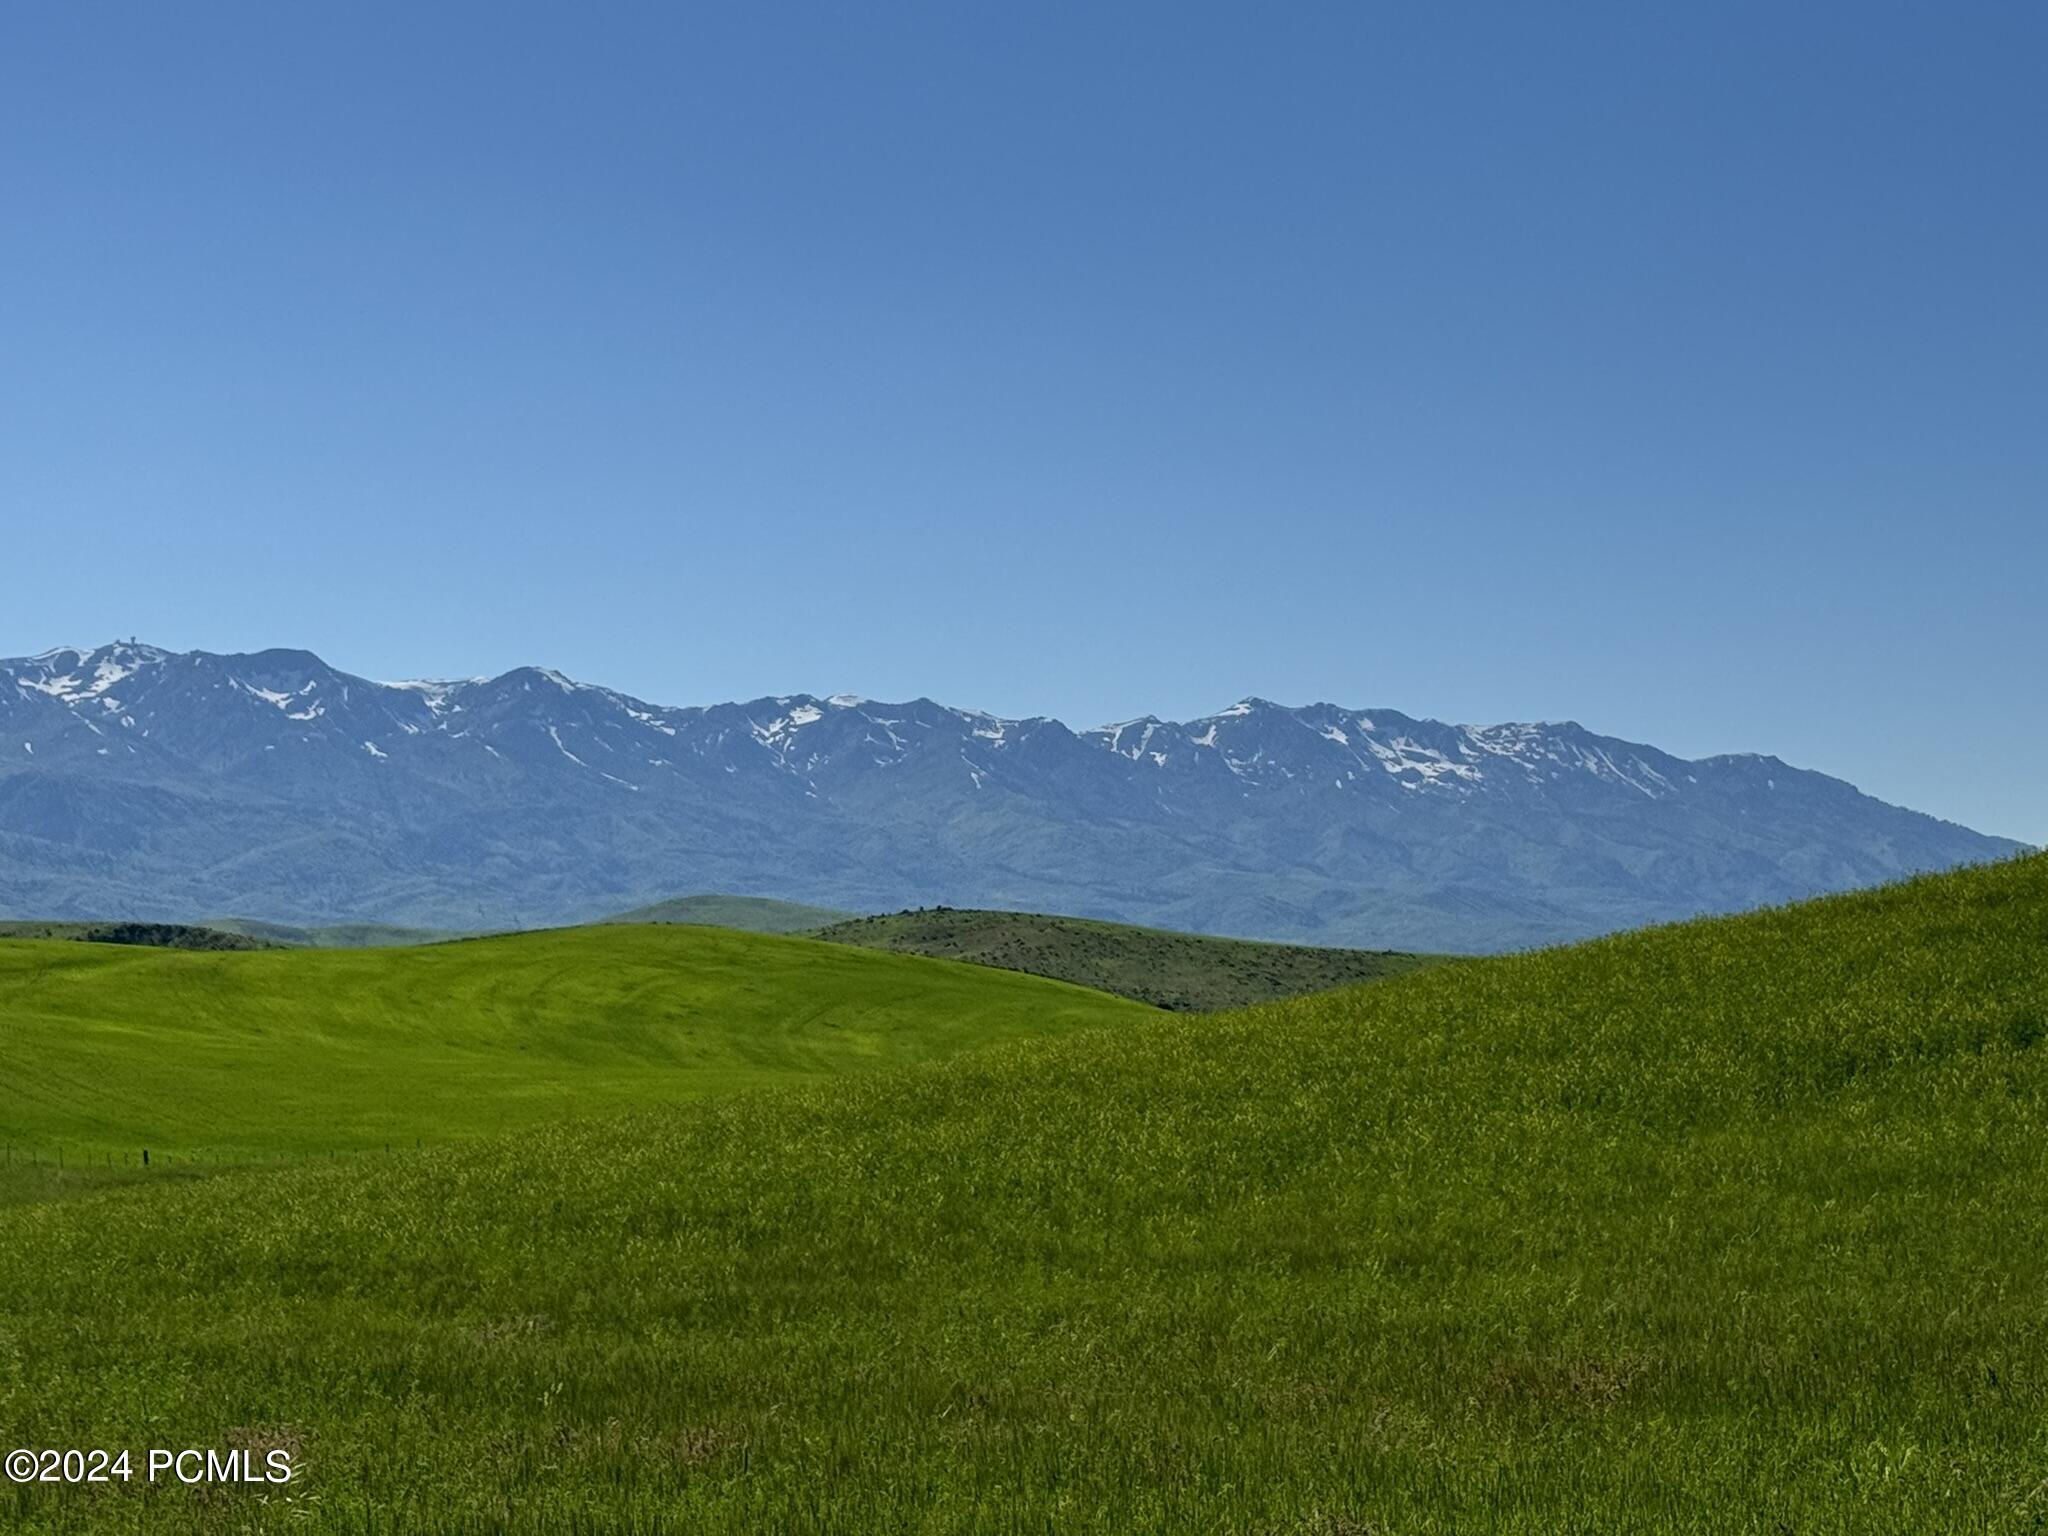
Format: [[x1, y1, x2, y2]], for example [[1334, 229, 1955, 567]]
[[0, 641, 2024, 950]]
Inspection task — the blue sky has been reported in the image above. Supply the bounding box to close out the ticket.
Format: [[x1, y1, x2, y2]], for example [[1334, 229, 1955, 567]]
[[3, 2, 2042, 842]]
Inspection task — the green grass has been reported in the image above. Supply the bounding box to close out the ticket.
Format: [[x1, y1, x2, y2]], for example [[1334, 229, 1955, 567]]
[[602, 893, 854, 933], [0, 924, 1146, 1160], [3, 855, 2046, 1531], [814, 905, 1446, 1009]]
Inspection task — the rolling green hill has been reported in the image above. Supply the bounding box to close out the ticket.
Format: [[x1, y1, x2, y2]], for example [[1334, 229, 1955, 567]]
[[0, 926, 1146, 1161], [602, 893, 854, 932], [3, 855, 2045, 1531], [200, 916, 465, 947], [0, 920, 278, 951], [814, 906, 1446, 1009], [0, 918, 465, 950]]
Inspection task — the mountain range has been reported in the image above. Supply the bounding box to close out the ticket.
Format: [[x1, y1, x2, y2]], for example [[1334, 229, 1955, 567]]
[[0, 640, 2025, 951]]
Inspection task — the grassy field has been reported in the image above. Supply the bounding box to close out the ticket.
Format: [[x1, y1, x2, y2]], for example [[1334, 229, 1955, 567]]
[[0, 925, 1145, 1162], [2, 855, 2045, 1531], [814, 905, 1446, 1009], [602, 894, 853, 932]]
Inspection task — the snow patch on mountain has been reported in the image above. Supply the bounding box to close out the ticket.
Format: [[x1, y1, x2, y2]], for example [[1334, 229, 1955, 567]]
[[0, 638, 2025, 952]]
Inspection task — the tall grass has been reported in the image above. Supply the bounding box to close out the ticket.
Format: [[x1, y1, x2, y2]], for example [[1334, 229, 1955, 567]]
[[1, 857, 2044, 1531]]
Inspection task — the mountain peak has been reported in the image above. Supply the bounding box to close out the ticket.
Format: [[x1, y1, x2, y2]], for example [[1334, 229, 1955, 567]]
[[0, 640, 2023, 952], [1200, 696, 1283, 720], [495, 665, 584, 693], [8, 639, 173, 702]]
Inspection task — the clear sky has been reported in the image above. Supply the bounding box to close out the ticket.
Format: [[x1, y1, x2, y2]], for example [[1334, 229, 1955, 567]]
[[3, 3, 2042, 842]]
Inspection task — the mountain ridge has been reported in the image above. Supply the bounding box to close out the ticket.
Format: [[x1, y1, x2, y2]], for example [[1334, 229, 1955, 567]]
[[1, 640, 2025, 951]]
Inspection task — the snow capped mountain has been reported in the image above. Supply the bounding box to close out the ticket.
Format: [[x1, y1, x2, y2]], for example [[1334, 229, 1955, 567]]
[[1086, 699, 1687, 798], [0, 642, 2026, 950]]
